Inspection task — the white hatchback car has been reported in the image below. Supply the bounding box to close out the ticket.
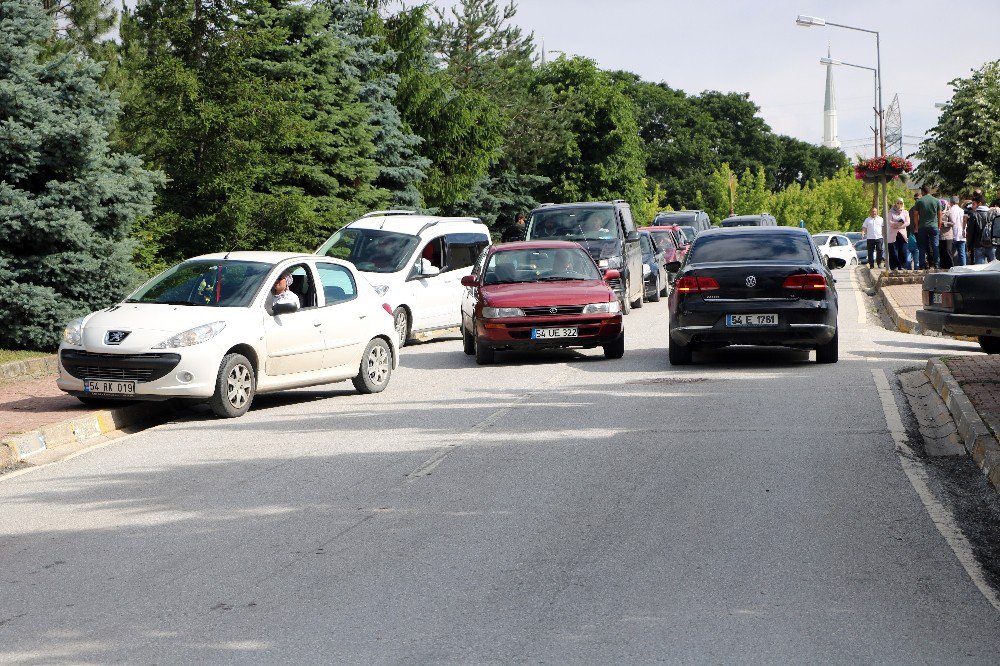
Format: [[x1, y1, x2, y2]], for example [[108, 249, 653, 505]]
[[316, 211, 491, 345], [812, 233, 859, 269], [57, 252, 399, 417]]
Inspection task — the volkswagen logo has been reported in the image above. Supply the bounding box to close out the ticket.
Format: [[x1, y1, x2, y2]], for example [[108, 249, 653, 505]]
[[745, 275, 757, 288], [548, 307, 558, 314], [105, 330, 131, 345]]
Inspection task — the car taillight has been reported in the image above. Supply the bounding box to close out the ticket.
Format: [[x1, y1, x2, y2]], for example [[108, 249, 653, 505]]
[[782, 273, 827, 291], [675, 276, 720, 293], [382, 303, 393, 315]]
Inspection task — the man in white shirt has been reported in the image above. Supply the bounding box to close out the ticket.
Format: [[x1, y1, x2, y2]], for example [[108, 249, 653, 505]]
[[267, 271, 300, 314], [860, 206, 885, 268], [948, 195, 967, 266]]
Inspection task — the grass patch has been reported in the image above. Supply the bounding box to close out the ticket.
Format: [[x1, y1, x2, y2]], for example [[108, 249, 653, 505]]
[[0, 349, 51, 365]]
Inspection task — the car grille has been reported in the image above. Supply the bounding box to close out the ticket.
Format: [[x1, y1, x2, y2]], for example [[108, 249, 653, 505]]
[[60, 350, 182, 383], [521, 305, 586, 316]]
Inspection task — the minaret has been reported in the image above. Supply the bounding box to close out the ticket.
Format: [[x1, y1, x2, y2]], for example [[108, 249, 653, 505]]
[[822, 44, 841, 148]]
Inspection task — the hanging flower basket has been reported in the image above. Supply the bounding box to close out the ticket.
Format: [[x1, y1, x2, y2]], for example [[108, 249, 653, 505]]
[[854, 156, 913, 182]]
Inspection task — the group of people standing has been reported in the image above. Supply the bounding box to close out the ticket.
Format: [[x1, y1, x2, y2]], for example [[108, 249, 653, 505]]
[[860, 186, 999, 270]]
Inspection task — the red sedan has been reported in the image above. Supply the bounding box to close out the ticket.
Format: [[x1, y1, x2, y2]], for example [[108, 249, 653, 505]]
[[642, 225, 689, 264], [460, 241, 624, 364]]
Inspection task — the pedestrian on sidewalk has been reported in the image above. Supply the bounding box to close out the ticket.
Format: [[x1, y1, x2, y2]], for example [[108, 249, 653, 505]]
[[887, 197, 910, 270], [938, 197, 954, 269], [966, 190, 998, 265], [907, 200, 923, 269], [912, 184, 942, 269], [860, 206, 884, 268], [949, 195, 967, 266]]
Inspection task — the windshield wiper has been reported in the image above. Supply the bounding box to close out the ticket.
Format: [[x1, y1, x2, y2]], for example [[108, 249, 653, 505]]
[[537, 276, 583, 281], [485, 279, 526, 285], [154, 300, 197, 306]]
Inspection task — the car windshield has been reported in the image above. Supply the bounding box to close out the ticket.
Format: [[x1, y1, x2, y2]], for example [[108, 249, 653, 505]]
[[654, 214, 695, 226], [721, 217, 760, 227], [482, 247, 601, 284], [688, 234, 815, 263], [317, 227, 419, 274], [126, 260, 273, 307], [647, 229, 676, 248], [812, 234, 830, 246], [527, 207, 617, 241], [679, 226, 696, 242]]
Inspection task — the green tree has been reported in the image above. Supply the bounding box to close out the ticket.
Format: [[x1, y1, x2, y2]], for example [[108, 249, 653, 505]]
[[734, 166, 773, 216], [918, 60, 1000, 195], [695, 91, 779, 186], [0, 0, 161, 349]]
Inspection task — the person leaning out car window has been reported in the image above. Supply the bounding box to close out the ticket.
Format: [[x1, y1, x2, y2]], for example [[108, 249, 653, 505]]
[[267, 271, 299, 314]]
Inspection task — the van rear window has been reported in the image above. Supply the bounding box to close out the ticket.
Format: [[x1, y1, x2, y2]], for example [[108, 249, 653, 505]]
[[688, 234, 814, 263]]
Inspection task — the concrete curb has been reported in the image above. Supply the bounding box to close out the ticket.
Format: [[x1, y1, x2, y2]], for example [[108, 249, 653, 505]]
[[0, 355, 58, 383], [926, 358, 1000, 491], [878, 283, 922, 335], [1, 400, 182, 470]]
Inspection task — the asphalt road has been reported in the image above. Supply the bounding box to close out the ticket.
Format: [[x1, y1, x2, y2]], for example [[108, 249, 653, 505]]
[[2, 268, 1000, 663]]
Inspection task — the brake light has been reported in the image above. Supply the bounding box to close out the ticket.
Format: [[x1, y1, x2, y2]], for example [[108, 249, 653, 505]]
[[382, 303, 393, 315], [674, 276, 720, 293], [782, 273, 827, 291]]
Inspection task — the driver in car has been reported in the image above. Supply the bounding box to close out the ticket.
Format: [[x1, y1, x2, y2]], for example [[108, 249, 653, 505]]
[[548, 250, 577, 278], [580, 213, 613, 238], [267, 271, 300, 314], [536, 217, 563, 238]]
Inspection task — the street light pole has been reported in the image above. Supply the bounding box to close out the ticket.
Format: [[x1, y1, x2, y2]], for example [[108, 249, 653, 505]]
[[798, 15, 890, 262]]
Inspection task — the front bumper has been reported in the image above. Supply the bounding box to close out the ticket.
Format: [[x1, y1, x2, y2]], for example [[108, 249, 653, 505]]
[[476, 315, 622, 351], [916, 310, 1000, 337], [57, 345, 222, 399], [669, 298, 837, 347]]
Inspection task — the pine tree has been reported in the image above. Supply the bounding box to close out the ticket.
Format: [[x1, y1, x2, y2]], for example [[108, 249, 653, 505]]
[[0, 0, 162, 349]]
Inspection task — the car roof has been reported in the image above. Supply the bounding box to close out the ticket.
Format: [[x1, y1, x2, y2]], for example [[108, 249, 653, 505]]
[[347, 214, 487, 236], [491, 240, 592, 251], [641, 225, 680, 232], [725, 215, 769, 222], [698, 226, 809, 238], [190, 251, 315, 264], [530, 202, 616, 212]]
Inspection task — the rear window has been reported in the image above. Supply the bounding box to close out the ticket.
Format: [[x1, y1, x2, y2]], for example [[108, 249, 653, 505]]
[[653, 213, 695, 226], [720, 217, 761, 227], [688, 234, 815, 263]]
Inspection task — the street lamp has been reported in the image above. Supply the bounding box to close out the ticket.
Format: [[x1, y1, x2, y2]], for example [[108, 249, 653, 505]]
[[820, 55, 878, 154], [798, 15, 889, 260]]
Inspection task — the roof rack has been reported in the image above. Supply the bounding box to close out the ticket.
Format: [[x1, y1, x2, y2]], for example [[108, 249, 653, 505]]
[[361, 209, 416, 219]]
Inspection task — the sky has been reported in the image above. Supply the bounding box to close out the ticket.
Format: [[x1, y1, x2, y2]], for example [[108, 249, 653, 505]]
[[431, 0, 1000, 159]]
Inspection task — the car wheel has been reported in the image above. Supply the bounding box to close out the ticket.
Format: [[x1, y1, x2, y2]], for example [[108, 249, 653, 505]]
[[816, 330, 839, 364], [475, 336, 495, 365], [392, 307, 410, 347], [209, 353, 255, 418], [648, 277, 661, 302], [462, 324, 475, 355], [603, 333, 625, 359], [979, 335, 1000, 354], [352, 338, 393, 393], [668, 335, 692, 365]]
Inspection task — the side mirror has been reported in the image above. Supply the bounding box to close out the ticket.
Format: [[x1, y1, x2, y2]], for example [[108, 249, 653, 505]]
[[460, 274, 478, 287], [273, 302, 298, 315], [603, 269, 621, 282], [421, 259, 441, 277], [664, 261, 682, 273], [625, 231, 639, 242]]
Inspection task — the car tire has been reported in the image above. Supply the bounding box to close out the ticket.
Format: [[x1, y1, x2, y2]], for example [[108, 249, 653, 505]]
[[209, 353, 255, 418], [603, 333, 625, 359], [352, 337, 393, 393], [668, 335, 692, 365], [979, 335, 1000, 355], [475, 337, 495, 365], [462, 324, 475, 355], [392, 307, 410, 348], [816, 330, 839, 364]]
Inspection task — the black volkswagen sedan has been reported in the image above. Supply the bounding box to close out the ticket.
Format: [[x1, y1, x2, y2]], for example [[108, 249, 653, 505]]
[[666, 227, 839, 365]]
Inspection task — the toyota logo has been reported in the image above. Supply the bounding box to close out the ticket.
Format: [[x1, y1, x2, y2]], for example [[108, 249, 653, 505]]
[[745, 275, 757, 288], [105, 330, 131, 345], [548, 307, 558, 314]]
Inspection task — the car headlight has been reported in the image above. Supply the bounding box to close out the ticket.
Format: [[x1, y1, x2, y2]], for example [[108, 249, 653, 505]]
[[62, 318, 84, 346], [372, 284, 389, 297], [582, 301, 621, 315], [152, 321, 227, 349], [481, 306, 525, 318], [598, 256, 623, 269]]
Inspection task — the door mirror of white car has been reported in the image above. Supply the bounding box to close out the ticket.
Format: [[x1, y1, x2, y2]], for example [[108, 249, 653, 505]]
[[272, 302, 298, 315], [420, 259, 441, 277]]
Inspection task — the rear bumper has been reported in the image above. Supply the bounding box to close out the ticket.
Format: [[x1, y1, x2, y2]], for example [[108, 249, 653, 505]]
[[916, 310, 1000, 337], [476, 315, 622, 350], [669, 299, 837, 347]]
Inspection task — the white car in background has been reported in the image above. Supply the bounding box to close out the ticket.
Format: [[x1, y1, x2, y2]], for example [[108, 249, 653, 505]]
[[317, 211, 491, 346], [812, 233, 859, 269], [57, 252, 398, 418]]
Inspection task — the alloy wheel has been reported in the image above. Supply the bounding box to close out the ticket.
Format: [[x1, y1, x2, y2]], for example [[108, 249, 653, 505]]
[[366, 344, 390, 385], [227, 363, 253, 408]]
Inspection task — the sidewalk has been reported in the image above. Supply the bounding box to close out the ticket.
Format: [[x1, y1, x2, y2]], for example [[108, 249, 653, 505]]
[[0, 373, 92, 440]]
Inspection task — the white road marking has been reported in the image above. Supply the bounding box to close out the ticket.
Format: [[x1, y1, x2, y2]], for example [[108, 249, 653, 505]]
[[872, 368, 1000, 612]]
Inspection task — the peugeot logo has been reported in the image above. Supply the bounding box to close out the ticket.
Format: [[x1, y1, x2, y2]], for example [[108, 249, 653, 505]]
[[548, 307, 558, 314], [745, 275, 757, 288], [105, 330, 130, 345]]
